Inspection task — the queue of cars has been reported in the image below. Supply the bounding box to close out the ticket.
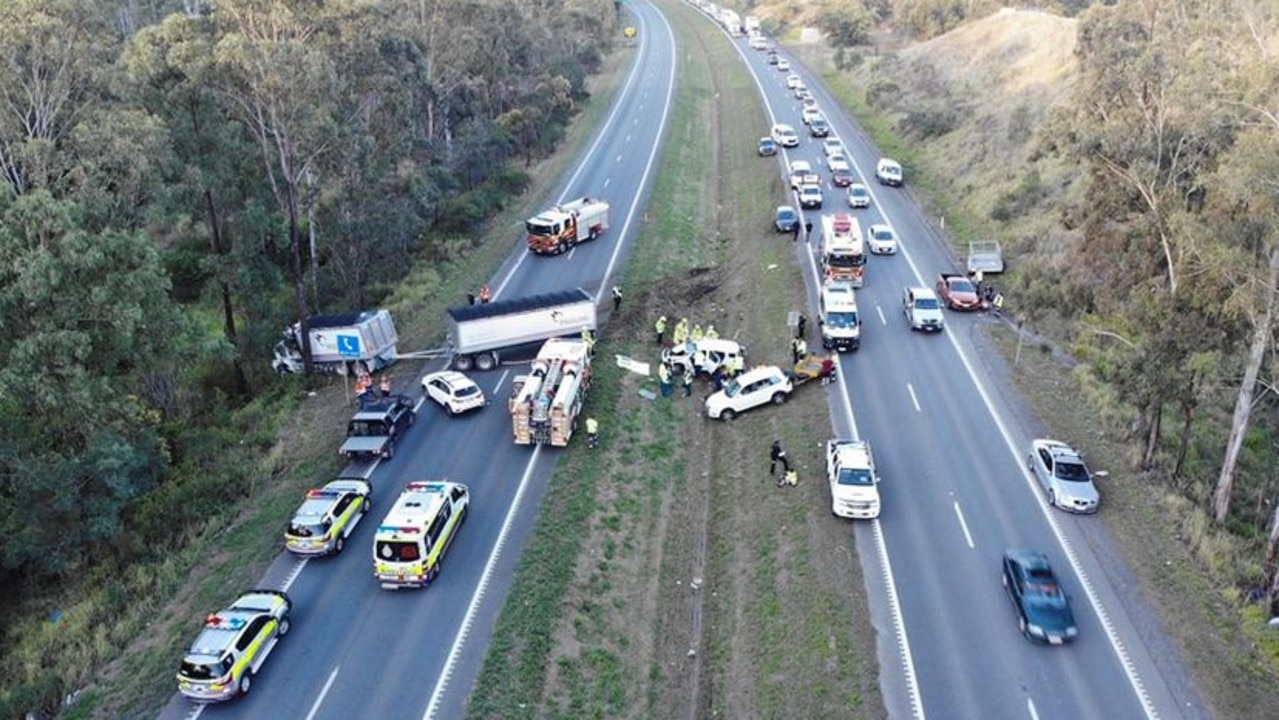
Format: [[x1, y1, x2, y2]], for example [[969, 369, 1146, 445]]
[[751, 30, 1097, 648]]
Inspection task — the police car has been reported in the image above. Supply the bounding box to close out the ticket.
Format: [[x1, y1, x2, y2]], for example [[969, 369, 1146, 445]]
[[374, 481, 469, 589], [176, 589, 292, 702], [284, 479, 372, 556]]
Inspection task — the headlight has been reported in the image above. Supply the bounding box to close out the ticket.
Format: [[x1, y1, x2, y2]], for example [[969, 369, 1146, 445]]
[[1066, 627, 1078, 637], [1027, 623, 1045, 637]]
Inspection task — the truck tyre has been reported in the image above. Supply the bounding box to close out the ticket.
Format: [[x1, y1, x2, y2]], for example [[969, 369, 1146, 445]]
[[589, 227, 598, 241], [453, 354, 473, 372], [771, 392, 788, 405], [475, 352, 498, 371]]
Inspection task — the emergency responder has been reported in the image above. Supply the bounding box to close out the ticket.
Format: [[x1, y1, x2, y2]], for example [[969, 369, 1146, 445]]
[[782, 468, 798, 487], [673, 318, 689, 346], [770, 440, 790, 477], [586, 417, 599, 449], [682, 364, 694, 398], [690, 324, 704, 343], [355, 372, 373, 409], [654, 315, 668, 345], [582, 329, 596, 356], [796, 313, 807, 339], [379, 374, 392, 398], [479, 285, 493, 303], [804, 220, 813, 241], [658, 362, 673, 397], [704, 325, 719, 340], [612, 285, 623, 311], [791, 336, 808, 364]]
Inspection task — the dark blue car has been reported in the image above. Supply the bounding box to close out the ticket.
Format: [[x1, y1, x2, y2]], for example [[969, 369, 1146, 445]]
[[774, 205, 799, 233], [1002, 549, 1078, 645], [758, 137, 777, 157]]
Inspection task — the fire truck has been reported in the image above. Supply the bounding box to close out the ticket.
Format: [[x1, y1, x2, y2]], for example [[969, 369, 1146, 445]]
[[821, 212, 867, 287], [525, 197, 610, 255], [509, 338, 593, 446]]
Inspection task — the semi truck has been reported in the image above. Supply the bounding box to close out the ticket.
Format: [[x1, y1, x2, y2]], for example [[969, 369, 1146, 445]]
[[821, 212, 867, 287], [446, 289, 597, 371], [525, 197, 610, 255], [272, 310, 399, 375], [509, 338, 593, 447]]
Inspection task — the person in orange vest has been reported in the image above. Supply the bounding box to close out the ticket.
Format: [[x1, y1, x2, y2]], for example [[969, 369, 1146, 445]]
[[479, 285, 493, 303], [355, 372, 373, 408]]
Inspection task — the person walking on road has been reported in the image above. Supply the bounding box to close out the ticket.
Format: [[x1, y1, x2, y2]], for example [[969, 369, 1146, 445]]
[[793, 221, 801, 243], [612, 285, 623, 311], [655, 315, 668, 345], [770, 440, 791, 477], [682, 365, 694, 398], [805, 220, 813, 242]]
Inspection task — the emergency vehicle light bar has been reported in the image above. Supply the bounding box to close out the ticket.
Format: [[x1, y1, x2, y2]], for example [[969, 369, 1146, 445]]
[[377, 525, 421, 534], [205, 615, 247, 630], [307, 489, 342, 499], [405, 482, 445, 492]]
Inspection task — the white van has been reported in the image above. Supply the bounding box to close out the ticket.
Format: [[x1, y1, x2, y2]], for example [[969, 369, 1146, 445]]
[[819, 282, 861, 352]]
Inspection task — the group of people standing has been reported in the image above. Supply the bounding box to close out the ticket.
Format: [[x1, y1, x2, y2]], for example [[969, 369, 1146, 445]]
[[655, 315, 721, 347], [355, 371, 392, 409]]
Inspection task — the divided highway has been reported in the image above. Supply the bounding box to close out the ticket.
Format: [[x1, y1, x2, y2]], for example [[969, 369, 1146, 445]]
[[720, 11, 1210, 720], [157, 3, 677, 719]]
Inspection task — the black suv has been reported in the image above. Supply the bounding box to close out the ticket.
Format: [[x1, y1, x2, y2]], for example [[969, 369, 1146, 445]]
[[339, 395, 416, 461]]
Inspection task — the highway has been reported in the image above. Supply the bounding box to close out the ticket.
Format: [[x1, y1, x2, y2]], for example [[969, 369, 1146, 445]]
[[156, 1, 1215, 719], [156, 2, 677, 719], [716, 7, 1212, 720]]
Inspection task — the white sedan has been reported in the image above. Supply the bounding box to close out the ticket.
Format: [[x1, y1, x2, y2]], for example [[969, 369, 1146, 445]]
[[421, 370, 486, 415], [867, 223, 897, 254]]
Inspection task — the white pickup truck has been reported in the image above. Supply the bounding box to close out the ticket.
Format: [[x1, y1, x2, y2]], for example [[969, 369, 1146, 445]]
[[827, 439, 881, 519]]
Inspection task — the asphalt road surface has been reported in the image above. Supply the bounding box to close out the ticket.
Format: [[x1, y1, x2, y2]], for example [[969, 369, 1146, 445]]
[[720, 9, 1212, 720], [156, 3, 677, 720]]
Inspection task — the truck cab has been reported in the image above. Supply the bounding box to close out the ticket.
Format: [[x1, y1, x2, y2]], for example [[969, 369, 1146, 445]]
[[827, 439, 881, 519], [819, 282, 861, 352]]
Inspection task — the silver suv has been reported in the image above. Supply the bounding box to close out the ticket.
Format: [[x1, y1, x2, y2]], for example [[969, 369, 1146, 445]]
[[1027, 439, 1103, 513]]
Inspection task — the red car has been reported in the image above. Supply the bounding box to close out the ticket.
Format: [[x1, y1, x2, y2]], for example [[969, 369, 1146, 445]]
[[935, 273, 983, 311]]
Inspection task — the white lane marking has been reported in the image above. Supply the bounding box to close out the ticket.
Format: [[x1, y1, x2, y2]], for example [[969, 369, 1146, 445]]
[[304, 666, 340, 720], [906, 383, 921, 413], [604, 177, 612, 188], [184, 702, 205, 720], [491, 1, 656, 300], [281, 557, 309, 592], [952, 501, 975, 549], [1027, 696, 1040, 720], [424, 6, 678, 719], [876, 305, 887, 325], [616, 153, 624, 162], [423, 447, 542, 720], [493, 369, 510, 396]]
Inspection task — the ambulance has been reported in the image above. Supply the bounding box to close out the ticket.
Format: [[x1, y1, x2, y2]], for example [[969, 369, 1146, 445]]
[[373, 481, 470, 589]]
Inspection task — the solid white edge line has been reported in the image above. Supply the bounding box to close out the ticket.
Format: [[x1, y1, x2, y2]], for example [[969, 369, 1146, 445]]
[[421, 446, 541, 720], [184, 702, 204, 720], [280, 557, 309, 592], [423, 4, 679, 719], [1027, 696, 1041, 720], [303, 666, 340, 720], [952, 501, 975, 549]]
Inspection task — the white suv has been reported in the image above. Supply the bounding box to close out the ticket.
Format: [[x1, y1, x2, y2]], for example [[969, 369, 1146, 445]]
[[903, 286, 944, 332], [827, 439, 881, 519], [771, 123, 800, 148], [705, 365, 793, 420], [875, 158, 903, 186]]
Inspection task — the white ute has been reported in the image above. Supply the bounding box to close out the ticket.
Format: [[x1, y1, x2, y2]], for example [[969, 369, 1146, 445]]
[[827, 439, 881, 519]]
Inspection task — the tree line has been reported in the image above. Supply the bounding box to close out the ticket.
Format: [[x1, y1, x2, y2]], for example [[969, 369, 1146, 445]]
[[0, 0, 614, 604]]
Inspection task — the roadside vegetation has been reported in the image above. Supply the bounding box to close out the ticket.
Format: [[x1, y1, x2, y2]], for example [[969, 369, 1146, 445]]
[[468, 1, 882, 717], [780, 1, 1279, 717]]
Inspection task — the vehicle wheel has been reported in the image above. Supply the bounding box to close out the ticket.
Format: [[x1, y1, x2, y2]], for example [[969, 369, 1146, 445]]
[[335, 536, 345, 555], [428, 563, 441, 583], [589, 228, 598, 241], [453, 355, 473, 372], [476, 352, 498, 371], [720, 409, 736, 421], [384, 444, 395, 460], [277, 616, 291, 636], [238, 674, 252, 696], [1018, 616, 1028, 637], [446, 403, 457, 417], [771, 392, 788, 405]]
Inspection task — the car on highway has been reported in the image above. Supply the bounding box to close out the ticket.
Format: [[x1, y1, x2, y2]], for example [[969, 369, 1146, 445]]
[[749, 35, 767, 50], [935, 273, 982, 310], [903, 286, 944, 332], [771, 123, 800, 148], [826, 150, 849, 169], [801, 107, 822, 125], [774, 205, 800, 233], [827, 439, 880, 518], [801, 96, 817, 110], [822, 138, 844, 157], [786, 73, 802, 89], [758, 137, 777, 156], [705, 365, 793, 420], [798, 183, 823, 209], [1028, 438, 1103, 513], [777, 58, 791, 71], [789, 160, 819, 189], [792, 83, 808, 99], [767, 51, 779, 65], [809, 117, 831, 138], [176, 589, 292, 702], [828, 158, 853, 186], [338, 394, 416, 461], [867, 223, 897, 254], [374, 481, 470, 589], [876, 157, 903, 186], [1002, 549, 1078, 645], [284, 479, 372, 556], [422, 370, 486, 415], [847, 182, 871, 209]]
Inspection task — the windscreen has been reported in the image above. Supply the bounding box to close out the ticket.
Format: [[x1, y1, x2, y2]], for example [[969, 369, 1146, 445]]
[[836, 467, 873, 486], [915, 297, 940, 310], [825, 311, 858, 330], [526, 220, 557, 236]]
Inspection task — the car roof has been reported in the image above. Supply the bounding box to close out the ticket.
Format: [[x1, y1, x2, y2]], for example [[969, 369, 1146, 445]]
[[909, 286, 938, 299], [1005, 548, 1052, 571], [426, 370, 474, 388], [776, 205, 796, 214], [869, 223, 892, 233]]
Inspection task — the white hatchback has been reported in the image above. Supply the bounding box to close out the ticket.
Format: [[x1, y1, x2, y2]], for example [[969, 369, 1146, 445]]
[[421, 370, 486, 415], [771, 123, 800, 148]]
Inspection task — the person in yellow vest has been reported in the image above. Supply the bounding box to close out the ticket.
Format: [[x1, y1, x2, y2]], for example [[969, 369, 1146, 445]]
[[673, 318, 689, 346], [704, 325, 719, 340], [690, 324, 704, 343], [654, 315, 668, 345], [585, 417, 599, 448], [582, 329, 595, 356], [781, 468, 798, 487], [658, 361, 673, 397]]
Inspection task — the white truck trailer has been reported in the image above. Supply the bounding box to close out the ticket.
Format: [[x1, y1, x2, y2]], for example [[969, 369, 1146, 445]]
[[272, 310, 399, 376], [446, 288, 597, 371]]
